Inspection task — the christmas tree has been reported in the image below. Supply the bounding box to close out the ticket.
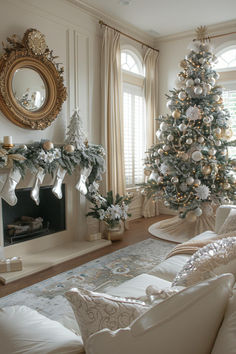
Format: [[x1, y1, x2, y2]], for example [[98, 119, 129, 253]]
[[143, 36, 236, 221], [65, 108, 87, 148]]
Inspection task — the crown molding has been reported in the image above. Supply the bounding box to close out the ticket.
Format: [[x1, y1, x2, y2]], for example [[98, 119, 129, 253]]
[[155, 19, 236, 44], [66, 0, 156, 46]]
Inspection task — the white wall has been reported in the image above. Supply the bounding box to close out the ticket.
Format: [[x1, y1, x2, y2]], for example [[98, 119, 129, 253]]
[[0, 0, 104, 250]]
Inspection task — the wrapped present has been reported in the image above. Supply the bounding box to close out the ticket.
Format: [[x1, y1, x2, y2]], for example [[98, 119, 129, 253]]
[[0, 256, 22, 273]]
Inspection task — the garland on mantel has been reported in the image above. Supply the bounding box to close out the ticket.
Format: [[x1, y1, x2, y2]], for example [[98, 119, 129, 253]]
[[0, 140, 105, 206]]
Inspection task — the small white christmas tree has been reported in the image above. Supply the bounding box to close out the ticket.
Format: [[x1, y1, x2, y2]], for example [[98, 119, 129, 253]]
[[65, 108, 87, 148]]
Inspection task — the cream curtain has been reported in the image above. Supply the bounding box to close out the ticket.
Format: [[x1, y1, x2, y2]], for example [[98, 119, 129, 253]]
[[101, 27, 126, 196], [142, 48, 159, 217]]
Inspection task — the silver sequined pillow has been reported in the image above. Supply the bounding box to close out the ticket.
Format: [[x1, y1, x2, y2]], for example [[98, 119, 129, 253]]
[[172, 237, 236, 287], [65, 288, 149, 347]]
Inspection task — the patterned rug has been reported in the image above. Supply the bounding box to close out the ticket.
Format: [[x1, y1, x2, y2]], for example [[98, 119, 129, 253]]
[[0, 238, 174, 329]]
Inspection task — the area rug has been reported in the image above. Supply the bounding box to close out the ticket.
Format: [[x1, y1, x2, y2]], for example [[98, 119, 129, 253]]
[[149, 214, 215, 243], [0, 238, 174, 330]]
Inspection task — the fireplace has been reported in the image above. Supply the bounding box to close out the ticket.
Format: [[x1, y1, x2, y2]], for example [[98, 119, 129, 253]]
[[2, 185, 66, 246]]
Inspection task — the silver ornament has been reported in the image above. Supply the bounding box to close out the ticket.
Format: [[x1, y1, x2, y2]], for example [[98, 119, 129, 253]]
[[186, 176, 194, 185], [167, 134, 174, 142], [198, 136, 204, 143], [186, 138, 193, 145]]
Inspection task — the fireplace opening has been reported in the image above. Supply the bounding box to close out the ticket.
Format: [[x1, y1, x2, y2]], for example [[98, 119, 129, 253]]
[[2, 185, 66, 246]]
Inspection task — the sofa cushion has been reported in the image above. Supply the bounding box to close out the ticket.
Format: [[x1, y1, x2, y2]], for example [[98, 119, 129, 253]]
[[65, 287, 149, 348], [150, 254, 190, 281], [103, 273, 172, 298], [0, 305, 84, 354], [86, 274, 234, 354], [212, 289, 236, 354], [173, 237, 236, 287]]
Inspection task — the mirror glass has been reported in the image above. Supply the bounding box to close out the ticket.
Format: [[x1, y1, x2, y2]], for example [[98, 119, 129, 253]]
[[12, 68, 46, 111]]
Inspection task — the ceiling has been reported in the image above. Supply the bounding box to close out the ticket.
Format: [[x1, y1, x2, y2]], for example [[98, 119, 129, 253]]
[[78, 0, 236, 37]]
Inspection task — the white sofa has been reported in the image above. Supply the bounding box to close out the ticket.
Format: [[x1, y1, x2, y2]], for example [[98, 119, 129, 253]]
[[0, 205, 236, 354]]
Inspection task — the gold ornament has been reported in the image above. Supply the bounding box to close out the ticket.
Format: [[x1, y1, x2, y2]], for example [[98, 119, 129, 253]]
[[180, 60, 187, 69], [25, 29, 47, 55], [202, 165, 211, 175], [64, 144, 75, 153], [144, 169, 151, 176], [43, 141, 54, 151], [172, 110, 181, 119]]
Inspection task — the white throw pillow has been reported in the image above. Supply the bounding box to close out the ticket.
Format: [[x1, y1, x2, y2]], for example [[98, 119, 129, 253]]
[[86, 274, 234, 354], [172, 237, 236, 287], [212, 289, 236, 354], [0, 305, 84, 354], [218, 208, 236, 234], [65, 287, 149, 347]]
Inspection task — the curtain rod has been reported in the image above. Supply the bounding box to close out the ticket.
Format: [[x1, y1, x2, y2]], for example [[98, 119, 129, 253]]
[[99, 20, 159, 53], [193, 30, 236, 42]]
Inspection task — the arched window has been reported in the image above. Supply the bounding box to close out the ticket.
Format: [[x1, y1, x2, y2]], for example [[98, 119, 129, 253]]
[[215, 45, 236, 158], [121, 47, 146, 188]]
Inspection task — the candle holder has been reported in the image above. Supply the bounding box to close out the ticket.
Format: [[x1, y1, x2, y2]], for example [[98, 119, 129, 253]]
[[3, 143, 14, 150]]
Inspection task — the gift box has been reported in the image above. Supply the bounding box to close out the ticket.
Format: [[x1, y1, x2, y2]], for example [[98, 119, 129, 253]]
[[0, 257, 22, 273]]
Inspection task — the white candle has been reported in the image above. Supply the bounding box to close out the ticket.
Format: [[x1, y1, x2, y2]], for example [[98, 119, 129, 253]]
[[3, 136, 12, 145]]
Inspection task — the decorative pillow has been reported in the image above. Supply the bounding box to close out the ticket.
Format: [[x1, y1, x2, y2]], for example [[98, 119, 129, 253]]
[[172, 237, 236, 287], [65, 287, 149, 347], [218, 208, 236, 234]]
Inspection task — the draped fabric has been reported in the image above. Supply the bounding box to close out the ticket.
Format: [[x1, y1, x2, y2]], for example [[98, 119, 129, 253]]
[[142, 48, 159, 217], [101, 27, 125, 195]]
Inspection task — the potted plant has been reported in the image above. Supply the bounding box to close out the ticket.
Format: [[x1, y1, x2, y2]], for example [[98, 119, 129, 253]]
[[86, 191, 133, 241]]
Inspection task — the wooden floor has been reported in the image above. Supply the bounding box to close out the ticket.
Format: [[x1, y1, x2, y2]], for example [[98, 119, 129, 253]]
[[0, 214, 172, 298]]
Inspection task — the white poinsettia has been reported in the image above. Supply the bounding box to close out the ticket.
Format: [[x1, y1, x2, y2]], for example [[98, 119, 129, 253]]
[[196, 185, 210, 200], [186, 106, 201, 121]]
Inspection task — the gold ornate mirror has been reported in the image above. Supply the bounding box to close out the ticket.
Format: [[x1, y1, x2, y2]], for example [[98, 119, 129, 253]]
[[0, 28, 67, 130]]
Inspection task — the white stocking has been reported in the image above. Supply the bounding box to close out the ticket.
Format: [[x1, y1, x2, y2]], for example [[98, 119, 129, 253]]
[[0, 169, 21, 206], [75, 166, 92, 195], [31, 168, 45, 205], [52, 166, 66, 199]]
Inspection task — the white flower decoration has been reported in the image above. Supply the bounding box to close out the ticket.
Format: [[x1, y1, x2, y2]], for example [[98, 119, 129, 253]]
[[186, 106, 201, 121], [195, 185, 210, 200]]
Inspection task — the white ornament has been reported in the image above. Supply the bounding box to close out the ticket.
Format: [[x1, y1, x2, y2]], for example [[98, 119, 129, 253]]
[[167, 134, 174, 142], [186, 177, 194, 185], [178, 91, 187, 100], [160, 122, 168, 131], [194, 179, 201, 186], [194, 207, 202, 216], [203, 117, 211, 124], [209, 77, 216, 86], [186, 79, 194, 87], [191, 150, 202, 162], [196, 185, 210, 200], [178, 123, 187, 132], [163, 144, 170, 151], [208, 148, 216, 156], [198, 136, 204, 143], [171, 176, 179, 184], [194, 86, 203, 95], [186, 106, 200, 121], [213, 95, 220, 102], [186, 138, 193, 145]]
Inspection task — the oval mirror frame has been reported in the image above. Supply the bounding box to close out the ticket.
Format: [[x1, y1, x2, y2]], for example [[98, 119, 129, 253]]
[[0, 28, 67, 130]]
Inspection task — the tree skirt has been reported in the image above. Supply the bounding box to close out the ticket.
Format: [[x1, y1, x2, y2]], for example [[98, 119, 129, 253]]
[[149, 213, 216, 244]]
